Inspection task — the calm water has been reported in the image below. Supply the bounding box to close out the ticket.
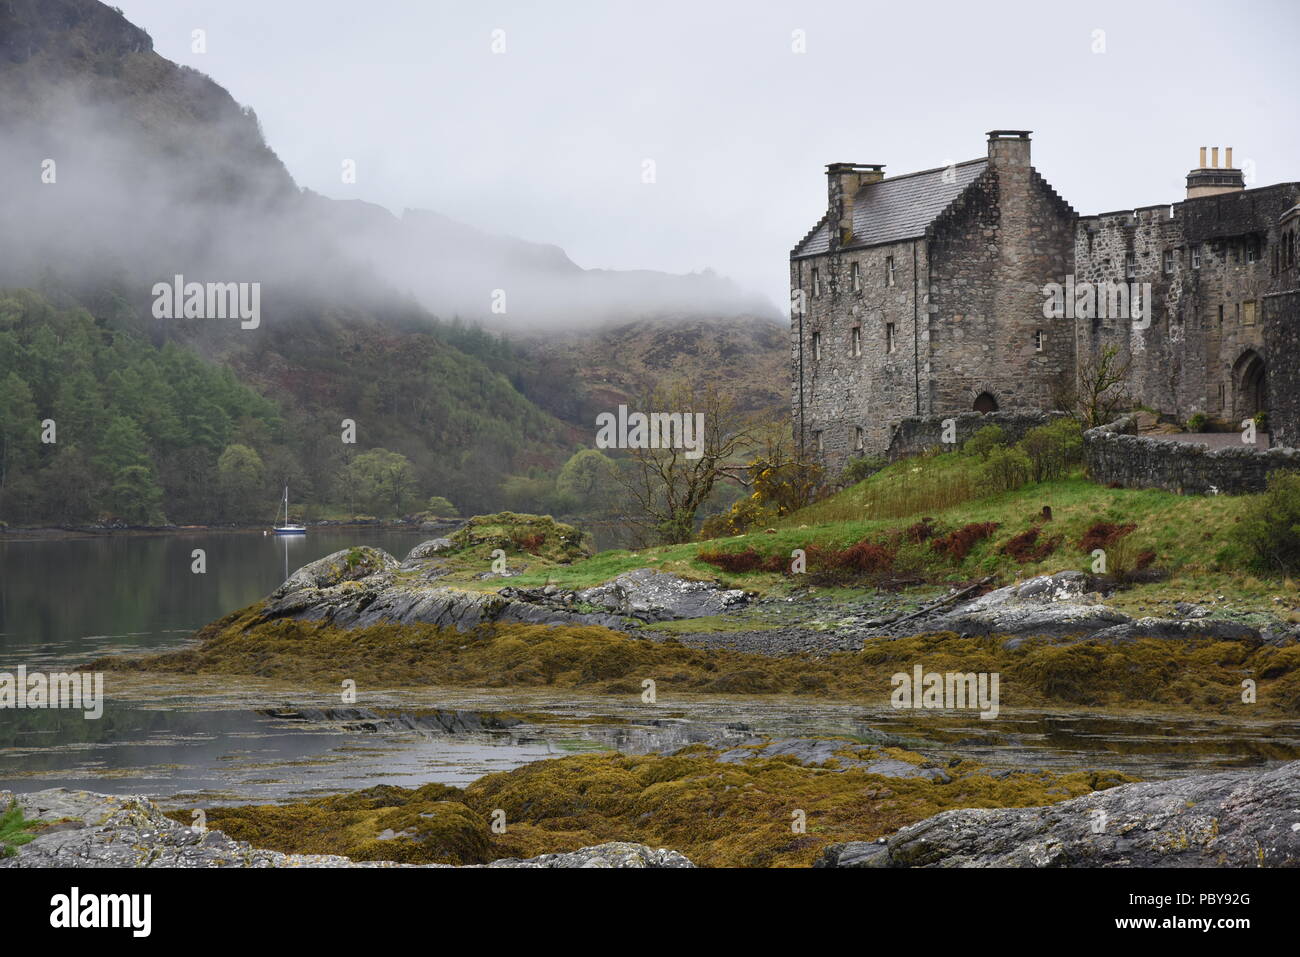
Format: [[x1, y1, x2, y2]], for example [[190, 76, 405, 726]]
[[0, 528, 432, 666], [1, 530, 1297, 805]]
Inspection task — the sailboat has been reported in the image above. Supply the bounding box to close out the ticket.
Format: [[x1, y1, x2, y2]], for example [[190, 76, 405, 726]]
[[273, 484, 307, 535]]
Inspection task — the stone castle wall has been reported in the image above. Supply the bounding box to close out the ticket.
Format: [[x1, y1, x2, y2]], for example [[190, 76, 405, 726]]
[[927, 146, 1076, 415], [790, 237, 926, 474], [1084, 416, 1300, 494], [1074, 184, 1300, 427], [1263, 289, 1300, 448], [886, 411, 1068, 460]]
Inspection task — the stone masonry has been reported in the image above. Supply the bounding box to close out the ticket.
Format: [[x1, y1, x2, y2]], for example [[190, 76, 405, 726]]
[[792, 133, 1300, 477]]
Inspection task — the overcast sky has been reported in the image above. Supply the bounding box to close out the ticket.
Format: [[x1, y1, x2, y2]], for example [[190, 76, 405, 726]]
[[114, 0, 1299, 311]]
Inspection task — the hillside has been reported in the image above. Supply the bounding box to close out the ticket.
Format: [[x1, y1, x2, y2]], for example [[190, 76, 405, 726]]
[[0, 0, 784, 526], [511, 314, 789, 426]]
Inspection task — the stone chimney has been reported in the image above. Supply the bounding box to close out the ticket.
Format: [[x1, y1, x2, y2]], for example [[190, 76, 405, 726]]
[[1186, 146, 1245, 198], [826, 163, 884, 247], [986, 130, 1032, 168]]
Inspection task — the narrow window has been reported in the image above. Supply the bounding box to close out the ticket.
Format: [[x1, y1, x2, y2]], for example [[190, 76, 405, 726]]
[[1125, 252, 1136, 279], [1034, 329, 1044, 352], [1163, 249, 1174, 274], [854, 426, 864, 451], [1218, 304, 1224, 325], [885, 256, 895, 287], [1247, 238, 1258, 264], [851, 325, 861, 357], [812, 331, 821, 361], [1218, 383, 1225, 410], [851, 261, 860, 292], [885, 322, 896, 354], [812, 267, 821, 298], [1191, 244, 1202, 270], [814, 430, 824, 453]]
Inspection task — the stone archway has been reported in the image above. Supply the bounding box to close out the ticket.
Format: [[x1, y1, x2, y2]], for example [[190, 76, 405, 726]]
[[1233, 350, 1268, 420], [973, 391, 999, 413]]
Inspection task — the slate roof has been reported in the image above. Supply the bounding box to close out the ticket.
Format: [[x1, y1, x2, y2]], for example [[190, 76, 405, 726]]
[[792, 158, 988, 258]]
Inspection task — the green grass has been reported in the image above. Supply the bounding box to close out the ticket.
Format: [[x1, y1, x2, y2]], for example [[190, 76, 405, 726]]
[[489, 450, 1293, 617], [0, 800, 37, 858]]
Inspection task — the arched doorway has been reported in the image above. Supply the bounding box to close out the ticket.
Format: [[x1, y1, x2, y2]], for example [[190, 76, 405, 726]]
[[1233, 351, 1268, 420], [973, 392, 999, 413]]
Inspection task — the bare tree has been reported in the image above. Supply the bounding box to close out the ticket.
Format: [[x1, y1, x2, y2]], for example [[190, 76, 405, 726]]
[[614, 380, 759, 545], [1075, 344, 1133, 427]]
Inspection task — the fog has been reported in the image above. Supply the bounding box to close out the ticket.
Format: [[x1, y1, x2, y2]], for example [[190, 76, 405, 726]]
[[2, 0, 1297, 329]]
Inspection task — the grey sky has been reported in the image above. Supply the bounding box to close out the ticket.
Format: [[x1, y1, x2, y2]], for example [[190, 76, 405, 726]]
[[114, 0, 1300, 311]]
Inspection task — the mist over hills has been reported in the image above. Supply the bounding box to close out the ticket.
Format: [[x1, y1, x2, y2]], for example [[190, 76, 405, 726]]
[[0, 0, 777, 328], [0, 0, 785, 526]]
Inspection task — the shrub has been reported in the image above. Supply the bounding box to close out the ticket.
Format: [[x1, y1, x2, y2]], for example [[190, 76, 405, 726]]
[[931, 522, 1000, 561], [1186, 412, 1207, 432], [696, 548, 786, 574], [963, 424, 1008, 459], [1001, 526, 1062, 563], [982, 446, 1031, 493], [1234, 471, 1300, 574], [1079, 521, 1136, 552], [840, 456, 888, 486], [1018, 418, 1083, 483]]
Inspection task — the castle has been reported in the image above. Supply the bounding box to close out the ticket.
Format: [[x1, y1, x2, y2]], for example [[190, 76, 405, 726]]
[[790, 131, 1300, 472]]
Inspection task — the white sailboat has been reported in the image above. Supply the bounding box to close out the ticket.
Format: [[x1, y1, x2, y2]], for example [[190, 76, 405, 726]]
[[273, 484, 307, 535]]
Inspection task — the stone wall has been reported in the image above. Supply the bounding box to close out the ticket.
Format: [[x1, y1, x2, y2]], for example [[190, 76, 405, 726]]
[[1262, 289, 1300, 448], [1084, 416, 1300, 494], [790, 237, 926, 474], [1074, 183, 1300, 427], [886, 410, 1068, 461], [927, 138, 1077, 415]]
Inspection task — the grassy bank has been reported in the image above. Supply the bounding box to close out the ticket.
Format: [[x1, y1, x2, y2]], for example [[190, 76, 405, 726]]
[[466, 453, 1293, 621]]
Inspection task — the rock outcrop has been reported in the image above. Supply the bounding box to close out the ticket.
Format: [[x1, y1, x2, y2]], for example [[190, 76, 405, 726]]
[[904, 571, 1283, 647], [815, 759, 1300, 868], [0, 789, 694, 869], [254, 548, 749, 634]]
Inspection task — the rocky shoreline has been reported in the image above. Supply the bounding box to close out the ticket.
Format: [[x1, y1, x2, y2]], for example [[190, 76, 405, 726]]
[[255, 542, 1297, 656], [816, 759, 1300, 868], [7, 755, 1297, 868], [0, 789, 692, 868]]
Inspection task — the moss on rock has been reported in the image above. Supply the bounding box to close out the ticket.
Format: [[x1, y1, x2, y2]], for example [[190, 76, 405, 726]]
[[183, 744, 1136, 868]]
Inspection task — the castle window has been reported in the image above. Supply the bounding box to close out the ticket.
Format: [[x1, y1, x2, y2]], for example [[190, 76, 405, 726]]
[[812, 331, 821, 361], [851, 262, 861, 292], [1125, 253, 1136, 279], [1034, 329, 1044, 352], [885, 322, 897, 354], [814, 430, 824, 453], [885, 256, 895, 287], [1163, 250, 1174, 274], [1218, 383, 1225, 411], [1247, 238, 1259, 264], [1218, 304, 1224, 325], [854, 426, 864, 451], [1243, 301, 1256, 326], [812, 267, 821, 298], [851, 325, 861, 357], [1190, 245, 1202, 270]]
